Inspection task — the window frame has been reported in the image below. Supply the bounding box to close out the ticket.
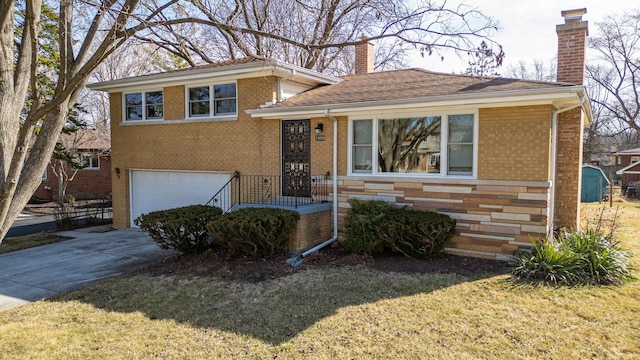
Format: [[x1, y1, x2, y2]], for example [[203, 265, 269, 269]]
[[122, 89, 164, 122], [347, 111, 478, 178], [185, 81, 238, 120], [80, 153, 100, 170]]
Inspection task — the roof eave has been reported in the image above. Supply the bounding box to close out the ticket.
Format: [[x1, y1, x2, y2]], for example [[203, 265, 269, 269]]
[[616, 161, 640, 174], [248, 86, 588, 119], [88, 60, 340, 92]]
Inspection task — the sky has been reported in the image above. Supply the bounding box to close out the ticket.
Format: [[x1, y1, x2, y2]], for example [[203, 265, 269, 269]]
[[409, 0, 638, 74]]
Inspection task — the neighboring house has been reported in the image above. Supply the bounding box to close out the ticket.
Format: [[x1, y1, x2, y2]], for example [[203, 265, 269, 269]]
[[581, 165, 609, 202], [33, 128, 112, 201], [613, 147, 640, 168], [89, 9, 592, 259], [616, 162, 640, 186]]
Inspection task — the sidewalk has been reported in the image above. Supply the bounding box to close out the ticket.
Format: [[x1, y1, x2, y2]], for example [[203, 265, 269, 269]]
[[0, 226, 172, 312]]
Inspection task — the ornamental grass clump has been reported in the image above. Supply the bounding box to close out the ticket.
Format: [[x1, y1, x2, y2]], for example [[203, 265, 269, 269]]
[[135, 205, 223, 255], [207, 207, 299, 259], [511, 229, 634, 286]]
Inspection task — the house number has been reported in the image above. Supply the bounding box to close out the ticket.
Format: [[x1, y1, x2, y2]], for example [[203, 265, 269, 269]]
[[315, 135, 326, 141]]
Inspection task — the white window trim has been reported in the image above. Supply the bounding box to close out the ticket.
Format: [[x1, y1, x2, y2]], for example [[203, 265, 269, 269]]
[[185, 81, 238, 121], [81, 153, 100, 170], [347, 110, 478, 178], [122, 89, 164, 122]]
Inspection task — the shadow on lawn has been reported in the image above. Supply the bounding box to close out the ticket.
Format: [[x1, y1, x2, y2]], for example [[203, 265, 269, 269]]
[[52, 252, 509, 345]]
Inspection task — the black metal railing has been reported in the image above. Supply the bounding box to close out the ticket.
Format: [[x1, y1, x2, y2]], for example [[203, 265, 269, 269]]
[[205, 171, 330, 211], [205, 171, 240, 212]]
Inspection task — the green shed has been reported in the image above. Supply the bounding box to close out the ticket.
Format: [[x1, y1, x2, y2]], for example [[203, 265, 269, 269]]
[[581, 164, 610, 202]]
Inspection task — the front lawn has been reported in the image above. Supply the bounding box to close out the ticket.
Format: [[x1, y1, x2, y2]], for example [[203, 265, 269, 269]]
[[0, 233, 71, 254], [0, 202, 638, 359]]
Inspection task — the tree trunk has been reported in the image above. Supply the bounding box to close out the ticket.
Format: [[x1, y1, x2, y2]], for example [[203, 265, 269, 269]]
[[0, 104, 70, 241]]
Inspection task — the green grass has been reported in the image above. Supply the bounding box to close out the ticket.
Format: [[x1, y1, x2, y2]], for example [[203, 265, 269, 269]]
[[0, 232, 71, 254], [0, 202, 639, 359]]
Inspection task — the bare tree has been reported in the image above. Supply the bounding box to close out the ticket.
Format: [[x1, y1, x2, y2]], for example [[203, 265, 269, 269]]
[[504, 58, 556, 81], [0, 0, 190, 242], [464, 41, 504, 77], [586, 10, 640, 139], [0, 0, 501, 242], [135, 0, 503, 75]]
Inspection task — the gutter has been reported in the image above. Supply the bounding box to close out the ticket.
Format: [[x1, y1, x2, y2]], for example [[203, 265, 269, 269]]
[[248, 86, 586, 119], [549, 94, 587, 237], [286, 109, 339, 266]]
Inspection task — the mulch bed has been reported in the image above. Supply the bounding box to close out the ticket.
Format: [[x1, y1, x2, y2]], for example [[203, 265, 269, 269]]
[[143, 244, 510, 282]]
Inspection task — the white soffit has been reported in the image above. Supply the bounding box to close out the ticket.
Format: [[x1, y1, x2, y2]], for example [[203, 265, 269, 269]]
[[248, 88, 586, 119]]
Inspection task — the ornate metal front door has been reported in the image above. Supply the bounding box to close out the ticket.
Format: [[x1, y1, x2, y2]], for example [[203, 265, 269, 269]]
[[282, 120, 311, 197]]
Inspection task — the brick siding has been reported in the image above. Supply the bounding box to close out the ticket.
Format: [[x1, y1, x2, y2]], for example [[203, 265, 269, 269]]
[[110, 77, 281, 227], [109, 74, 579, 258], [289, 210, 332, 252], [34, 156, 112, 201], [554, 109, 584, 229], [478, 106, 552, 181]]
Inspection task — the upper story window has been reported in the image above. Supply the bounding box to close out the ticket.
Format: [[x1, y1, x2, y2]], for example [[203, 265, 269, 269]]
[[187, 82, 237, 118], [349, 113, 477, 177], [81, 153, 100, 169], [124, 90, 163, 121], [631, 156, 640, 163]]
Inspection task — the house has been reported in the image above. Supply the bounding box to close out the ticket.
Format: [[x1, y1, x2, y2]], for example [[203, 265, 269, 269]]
[[89, 9, 592, 259], [613, 147, 640, 187], [613, 147, 640, 168], [581, 165, 609, 202], [33, 128, 112, 202], [616, 162, 640, 187]]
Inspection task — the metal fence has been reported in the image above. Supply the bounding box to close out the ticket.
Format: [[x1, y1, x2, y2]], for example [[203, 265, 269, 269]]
[[206, 172, 330, 211]]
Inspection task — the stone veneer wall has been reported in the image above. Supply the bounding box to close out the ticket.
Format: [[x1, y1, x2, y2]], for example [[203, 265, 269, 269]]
[[335, 177, 550, 260]]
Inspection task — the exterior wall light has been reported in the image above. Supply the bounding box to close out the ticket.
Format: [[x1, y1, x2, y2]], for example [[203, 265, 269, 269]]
[[315, 123, 324, 134]]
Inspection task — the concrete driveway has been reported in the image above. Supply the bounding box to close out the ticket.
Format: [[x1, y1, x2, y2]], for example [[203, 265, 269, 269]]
[[0, 226, 173, 311]]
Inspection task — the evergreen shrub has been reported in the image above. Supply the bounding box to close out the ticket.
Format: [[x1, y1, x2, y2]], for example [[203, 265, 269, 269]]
[[134, 205, 222, 255], [207, 207, 299, 258], [342, 199, 456, 258]]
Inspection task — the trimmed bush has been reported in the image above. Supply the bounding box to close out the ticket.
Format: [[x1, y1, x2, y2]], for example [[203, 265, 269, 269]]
[[511, 229, 634, 285], [134, 205, 223, 255], [207, 207, 299, 258], [342, 199, 456, 258], [383, 208, 456, 258], [341, 200, 391, 255]]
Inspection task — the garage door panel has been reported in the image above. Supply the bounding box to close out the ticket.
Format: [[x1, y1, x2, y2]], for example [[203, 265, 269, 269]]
[[130, 170, 229, 227]]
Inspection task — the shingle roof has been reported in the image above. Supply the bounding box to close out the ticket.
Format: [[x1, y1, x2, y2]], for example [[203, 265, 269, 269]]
[[615, 147, 640, 155], [268, 68, 574, 109], [159, 55, 272, 75], [88, 55, 340, 91], [57, 129, 110, 151]]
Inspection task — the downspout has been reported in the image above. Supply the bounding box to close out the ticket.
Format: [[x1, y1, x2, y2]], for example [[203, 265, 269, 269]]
[[549, 94, 586, 237], [286, 109, 339, 265]]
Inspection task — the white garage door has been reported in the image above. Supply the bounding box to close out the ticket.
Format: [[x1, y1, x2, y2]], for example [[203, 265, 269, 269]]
[[130, 170, 230, 227]]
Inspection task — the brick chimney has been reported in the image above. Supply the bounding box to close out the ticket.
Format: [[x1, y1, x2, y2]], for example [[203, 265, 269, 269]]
[[355, 36, 374, 74], [556, 8, 588, 84], [554, 8, 589, 230]]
